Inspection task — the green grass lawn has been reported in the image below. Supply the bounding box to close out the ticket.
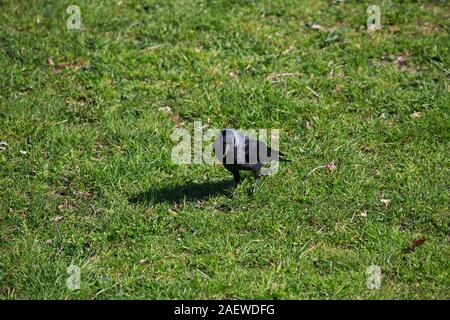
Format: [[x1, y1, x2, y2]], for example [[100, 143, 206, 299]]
[[0, 0, 449, 299]]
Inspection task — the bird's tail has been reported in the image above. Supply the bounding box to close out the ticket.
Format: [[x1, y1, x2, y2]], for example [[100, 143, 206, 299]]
[[278, 151, 291, 162]]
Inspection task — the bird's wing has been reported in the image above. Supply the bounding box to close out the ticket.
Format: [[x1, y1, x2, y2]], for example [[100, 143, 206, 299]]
[[231, 129, 290, 163], [244, 136, 283, 163]]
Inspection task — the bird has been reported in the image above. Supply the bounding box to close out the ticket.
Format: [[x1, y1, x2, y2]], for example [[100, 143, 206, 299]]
[[212, 128, 289, 193]]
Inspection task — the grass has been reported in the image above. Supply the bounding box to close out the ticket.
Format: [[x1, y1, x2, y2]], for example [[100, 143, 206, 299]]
[[0, 0, 449, 299]]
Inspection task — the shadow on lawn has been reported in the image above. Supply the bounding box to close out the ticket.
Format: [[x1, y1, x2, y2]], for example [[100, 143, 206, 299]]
[[129, 179, 234, 204]]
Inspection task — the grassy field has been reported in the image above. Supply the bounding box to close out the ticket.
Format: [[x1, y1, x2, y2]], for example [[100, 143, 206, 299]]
[[0, 0, 449, 299]]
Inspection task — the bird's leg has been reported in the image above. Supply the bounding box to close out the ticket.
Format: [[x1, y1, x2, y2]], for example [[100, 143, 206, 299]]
[[252, 169, 261, 194], [232, 171, 241, 188], [226, 171, 240, 197], [252, 178, 259, 194]]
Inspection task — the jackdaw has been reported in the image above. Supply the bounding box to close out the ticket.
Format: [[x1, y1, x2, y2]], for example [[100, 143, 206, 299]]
[[212, 128, 289, 193]]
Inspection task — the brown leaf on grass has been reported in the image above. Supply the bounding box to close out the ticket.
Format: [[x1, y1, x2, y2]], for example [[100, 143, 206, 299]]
[[386, 119, 398, 126], [395, 55, 407, 67], [359, 209, 368, 217], [76, 97, 87, 106], [172, 203, 183, 211], [170, 113, 180, 123], [52, 60, 85, 74], [380, 199, 391, 208], [158, 106, 185, 127], [45, 239, 53, 245], [158, 106, 172, 113], [58, 61, 83, 70], [77, 191, 92, 198], [10, 208, 27, 219], [311, 24, 325, 31], [265, 72, 301, 81], [47, 57, 55, 66], [52, 215, 63, 223], [305, 121, 313, 130], [371, 54, 415, 71], [307, 161, 336, 175], [410, 111, 422, 118], [57, 199, 76, 210], [324, 161, 336, 171], [168, 203, 184, 215], [388, 26, 400, 33], [170, 113, 185, 127], [65, 97, 90, 106], [394, 54, 417, 72], [407, 236, 427, 252]]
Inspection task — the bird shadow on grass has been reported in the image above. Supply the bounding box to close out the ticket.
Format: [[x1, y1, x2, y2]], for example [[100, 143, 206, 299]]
[[128, 179, 235, 205]]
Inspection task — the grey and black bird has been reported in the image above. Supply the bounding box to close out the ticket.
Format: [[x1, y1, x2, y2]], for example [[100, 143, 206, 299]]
[[213, 128, 289, 193]]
